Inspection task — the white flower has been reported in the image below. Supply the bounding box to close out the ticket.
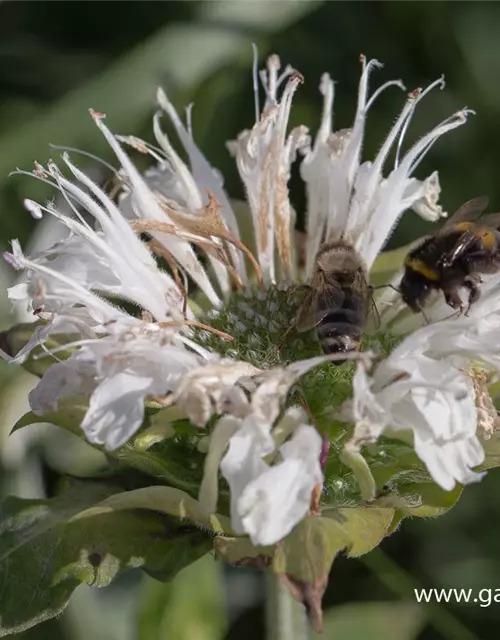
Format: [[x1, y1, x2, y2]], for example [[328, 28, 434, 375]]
[[345, 276, 500, 491], [1, 51, 482, 545]]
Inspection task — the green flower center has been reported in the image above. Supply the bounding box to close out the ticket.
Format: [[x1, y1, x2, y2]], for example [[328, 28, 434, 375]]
[[194, 284, 405, 507]]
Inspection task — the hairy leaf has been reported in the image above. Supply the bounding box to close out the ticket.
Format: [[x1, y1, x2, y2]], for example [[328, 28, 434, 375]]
[[0, 481, 212, 636]]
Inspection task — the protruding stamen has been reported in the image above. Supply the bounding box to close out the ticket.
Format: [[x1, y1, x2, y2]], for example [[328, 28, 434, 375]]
[[402, 108, 472, 176], [49, 144, 120, 176], [157, 319, 234, 342], [148, 239, 189, 314], [355, 55, 384, 119], [365, 79, 406, 112], [185, 103, 194, 139], [252, 42, 260, 122], [394, 76, 446, 169]]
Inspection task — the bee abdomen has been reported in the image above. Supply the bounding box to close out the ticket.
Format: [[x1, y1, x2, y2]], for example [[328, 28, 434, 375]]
[[317, 309, 363, 355]]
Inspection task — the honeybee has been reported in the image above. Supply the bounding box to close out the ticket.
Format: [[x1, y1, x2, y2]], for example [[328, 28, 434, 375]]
[[295, 240, 370, 360], [400, 196, 500, 314]]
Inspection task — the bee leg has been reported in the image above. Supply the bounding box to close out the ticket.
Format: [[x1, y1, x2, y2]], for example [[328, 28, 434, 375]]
[[463, 277, 481, 315], [443, 289, 465, 314]]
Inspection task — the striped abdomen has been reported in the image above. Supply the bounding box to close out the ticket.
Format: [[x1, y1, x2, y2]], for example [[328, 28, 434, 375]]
[[317, 290, 367, 355]]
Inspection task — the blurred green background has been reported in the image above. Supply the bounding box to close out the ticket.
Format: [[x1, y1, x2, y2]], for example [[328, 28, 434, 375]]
[[1, 2, 500, 639]]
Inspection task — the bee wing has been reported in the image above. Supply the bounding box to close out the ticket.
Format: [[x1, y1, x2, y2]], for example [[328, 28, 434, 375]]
[[480, 212, 500, 230], [436, 196, 491, 267], [295, 280, 345, 333], [438, 233, 478, 268], [440, 196, 490, 230]]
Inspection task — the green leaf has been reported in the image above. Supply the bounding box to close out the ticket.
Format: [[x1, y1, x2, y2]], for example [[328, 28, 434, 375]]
[[132, 406, 187, 452], [269, 510, 393, 631], [370, 243, 414, 285], [214, 535, 273, 568], [273, 516, 349, 582], [77, 485, 234, 535], [322, 507, 395, 558], [479, 431, 500, 470], [12, 399, 207, 494], [12, 395, 89, 437], [0, 323, 78, 378], [138, 555, 227, 640], [0, 482, 212, 636], [313, 602, 426, 640]]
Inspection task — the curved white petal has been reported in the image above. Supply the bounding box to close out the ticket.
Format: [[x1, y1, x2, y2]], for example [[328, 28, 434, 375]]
[[82, 371, 154, 449], [237, 424, 323, 546]]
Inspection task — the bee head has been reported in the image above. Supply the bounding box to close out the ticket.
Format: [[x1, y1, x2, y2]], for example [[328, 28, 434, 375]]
[[399, 274, 431, 313]]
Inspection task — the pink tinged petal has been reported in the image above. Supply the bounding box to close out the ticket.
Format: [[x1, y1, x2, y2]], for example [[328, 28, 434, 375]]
[[81, 371, 154, 450], [237, 425, 323, 546]]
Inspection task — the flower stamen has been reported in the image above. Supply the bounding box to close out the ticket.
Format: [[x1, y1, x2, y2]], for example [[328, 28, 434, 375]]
[[147, 239, 189, 313], [157, 319, 234, 343]]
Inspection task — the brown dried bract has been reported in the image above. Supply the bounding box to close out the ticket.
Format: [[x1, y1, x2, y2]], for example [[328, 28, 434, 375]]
[[469, 368, 500, 440], [280, 573, 327, 633]]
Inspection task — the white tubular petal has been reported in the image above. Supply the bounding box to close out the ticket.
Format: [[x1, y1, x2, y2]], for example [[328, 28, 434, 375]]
[[300, 58, 468, 279], [237, 424, 323, 546], [251, 353, 346, 425], [4, 244, 125, 325], [299, 74, 334, 259], [173, 360, 260, 426], [228, 66, 306, 284], [198, 415, 241, 515], [405, 171, 445, 221], [25, 185, 182, 322], [407, 385, 485, 490], [347, 313, 488, 492], [82, 371, 153, 449], [90, 111, 221, 309], [220, 415, 274, 535], [358, 108, 469, 268], [152, 112, 204, 211], [156, 89, 246, 286], [152, 111, 233, 296], [29, 358, 95, 414], [345, 97, 416, 241]]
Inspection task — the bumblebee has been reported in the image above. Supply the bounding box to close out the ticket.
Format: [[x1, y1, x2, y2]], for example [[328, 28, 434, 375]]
[[295, 240, 370, 359], [400, 196, 500, 314]]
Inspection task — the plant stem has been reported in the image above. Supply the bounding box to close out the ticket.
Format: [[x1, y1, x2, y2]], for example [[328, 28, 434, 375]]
[[265, 572, 308, 640]]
